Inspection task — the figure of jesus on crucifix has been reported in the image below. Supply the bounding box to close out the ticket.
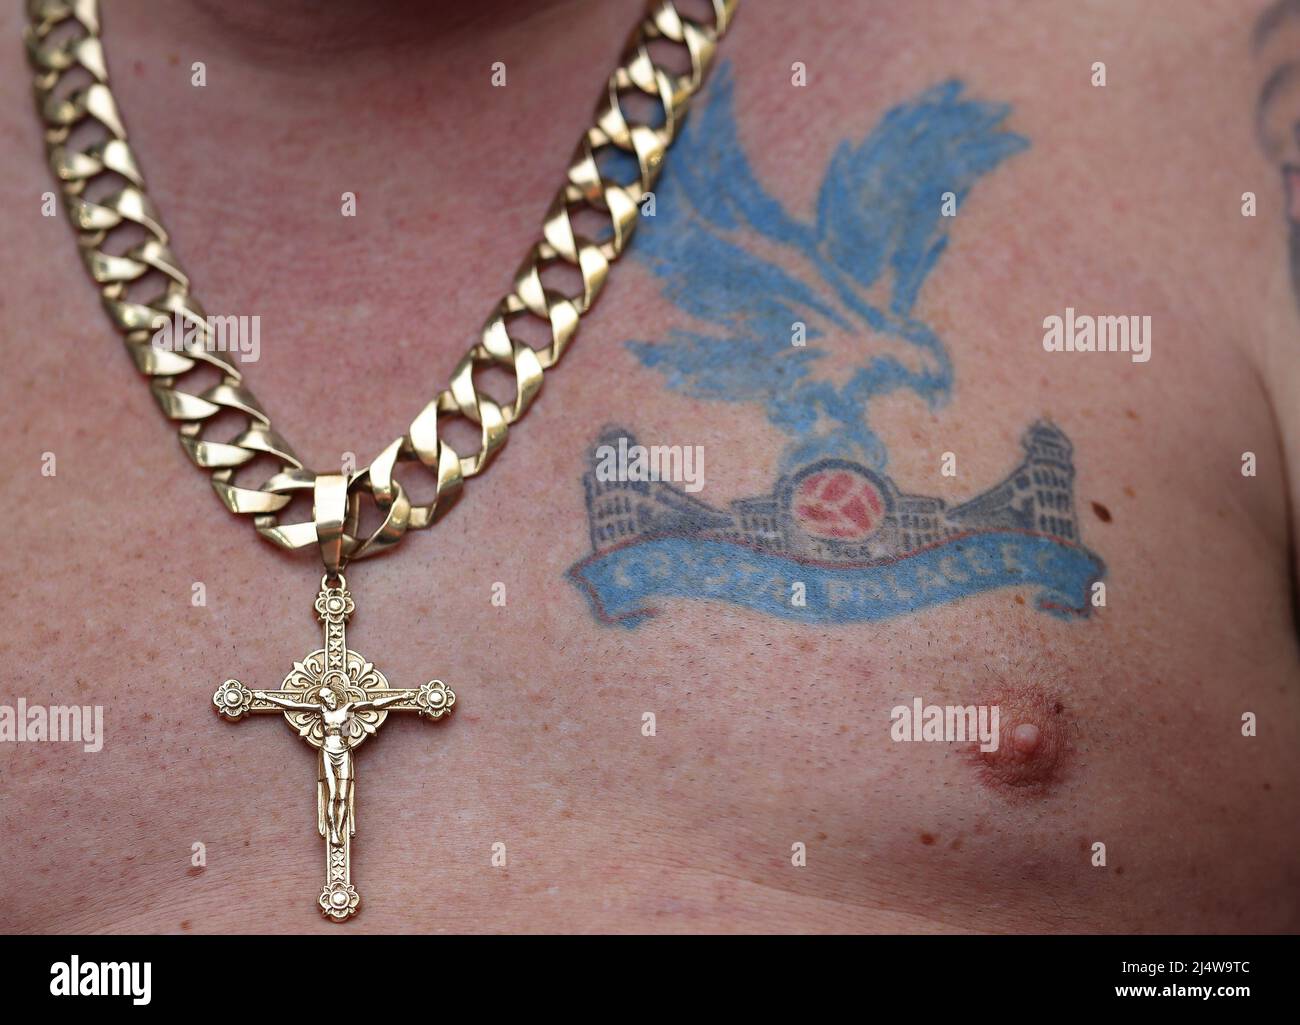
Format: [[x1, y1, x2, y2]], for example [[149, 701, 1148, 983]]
[[213, 576, 456, 920], [257, 679, 412, 845]]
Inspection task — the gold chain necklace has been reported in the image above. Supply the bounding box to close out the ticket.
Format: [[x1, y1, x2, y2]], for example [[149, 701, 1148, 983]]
[[25, 0, 735, 921]]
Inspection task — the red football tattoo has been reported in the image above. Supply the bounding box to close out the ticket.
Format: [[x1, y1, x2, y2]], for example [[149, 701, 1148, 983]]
[[793, 469, 885, 540]]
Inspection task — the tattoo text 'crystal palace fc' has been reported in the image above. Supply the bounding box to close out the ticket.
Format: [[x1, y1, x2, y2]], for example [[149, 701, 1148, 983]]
[[570, 422, 1105, 626]]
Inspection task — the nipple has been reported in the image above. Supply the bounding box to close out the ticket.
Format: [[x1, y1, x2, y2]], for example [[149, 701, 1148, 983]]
[[970, 685, 1072, 798], [1011, 722, 1041, 755]]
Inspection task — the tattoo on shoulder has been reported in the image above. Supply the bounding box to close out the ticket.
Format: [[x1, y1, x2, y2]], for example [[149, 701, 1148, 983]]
[[1255, 0, 1300, 304], [567, 66, 1106, 627]]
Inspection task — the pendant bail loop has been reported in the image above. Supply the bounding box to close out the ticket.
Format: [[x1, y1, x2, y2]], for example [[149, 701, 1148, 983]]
[[313, 473, 351, 578]]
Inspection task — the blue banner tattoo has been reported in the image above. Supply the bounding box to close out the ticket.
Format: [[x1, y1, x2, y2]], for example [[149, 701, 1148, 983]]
[[569, 68, 1106, 626], [570, 423, 1104, 626]]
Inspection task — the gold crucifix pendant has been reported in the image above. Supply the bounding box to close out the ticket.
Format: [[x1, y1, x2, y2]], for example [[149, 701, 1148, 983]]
[[212, 574, 455, 921]]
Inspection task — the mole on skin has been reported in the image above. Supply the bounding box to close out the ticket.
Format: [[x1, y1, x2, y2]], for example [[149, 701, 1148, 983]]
[[969, 687, 1071, 797]]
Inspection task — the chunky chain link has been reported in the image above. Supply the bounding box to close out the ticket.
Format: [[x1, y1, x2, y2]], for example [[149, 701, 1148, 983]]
[[24, 0, 736, 563]]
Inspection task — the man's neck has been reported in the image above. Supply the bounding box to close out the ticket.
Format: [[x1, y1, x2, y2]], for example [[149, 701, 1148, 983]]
[[162, 0, 594, 64], [92, 0, 645, 466]]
